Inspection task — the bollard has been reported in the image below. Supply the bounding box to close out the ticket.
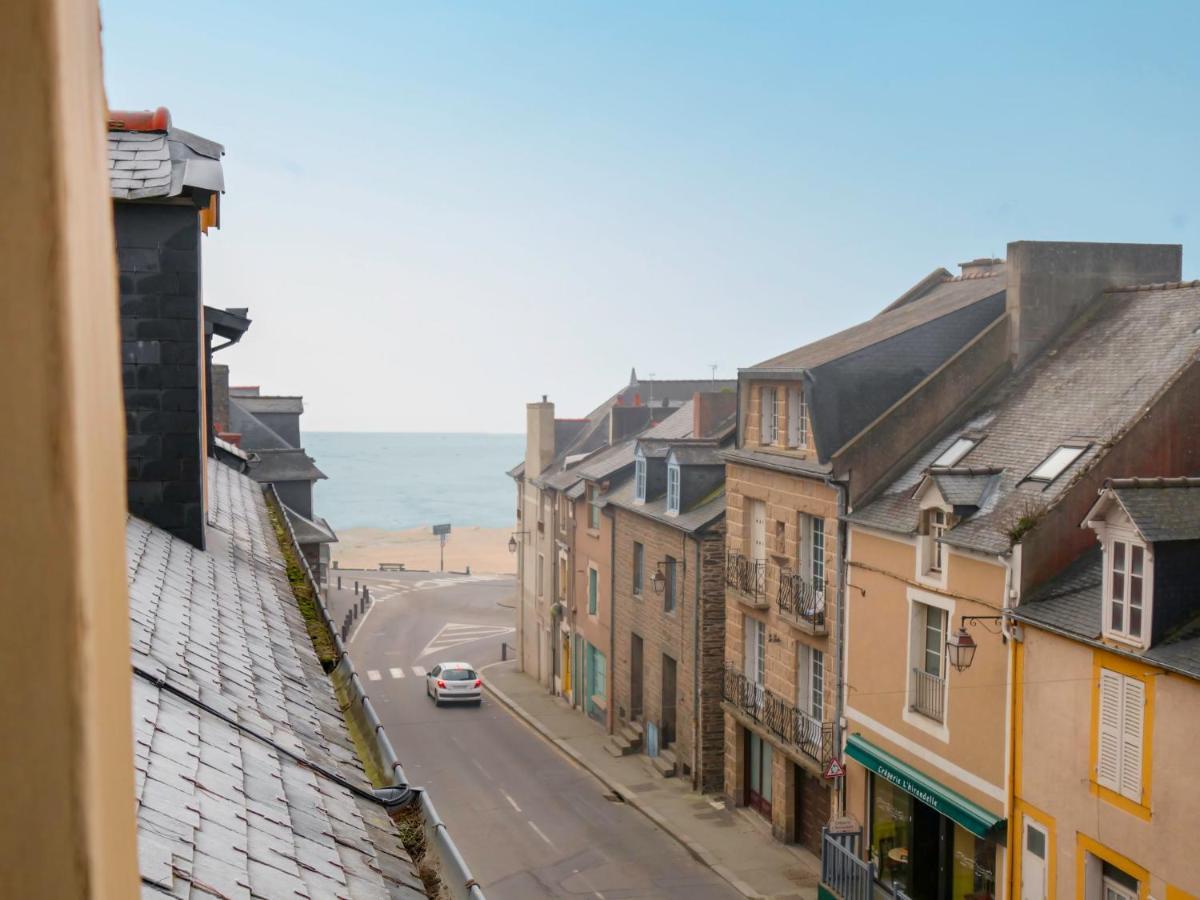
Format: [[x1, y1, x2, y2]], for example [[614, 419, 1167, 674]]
[[364, 586, 370, 604], [355, 581, 359, 595], [501, 642, 507, 662], [338, 576, 342, 590]]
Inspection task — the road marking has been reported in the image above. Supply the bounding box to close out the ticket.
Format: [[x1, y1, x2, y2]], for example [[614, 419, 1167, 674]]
[[411, 666, 427, 677], [366, 670, 382, 681], [527, 820, 555, 849], [389, 668, 405, 679], [502, 791, 521, 813], [572, 870, 606, 900], [418, 622, 516, 659], [471, 759, 490, 780]]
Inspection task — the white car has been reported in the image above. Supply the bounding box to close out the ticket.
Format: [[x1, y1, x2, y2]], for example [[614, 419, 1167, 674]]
[[426, 662, 482, 706]]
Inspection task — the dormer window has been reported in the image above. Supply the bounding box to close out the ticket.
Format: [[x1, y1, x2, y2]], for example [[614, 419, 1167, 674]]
[[932, 437, 975, 468], [787, 386, 808, 449], [919, 506, 956, 577], [1028, 445, 1086, 483], [1106, 538, 1149, 645], [759, 386, 778, 445], [666, 460, 681, 515], [928, 509, 948, 572], [634, 449, 647, 503]]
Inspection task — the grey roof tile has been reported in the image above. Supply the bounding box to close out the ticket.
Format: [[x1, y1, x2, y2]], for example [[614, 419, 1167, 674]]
[[107, 127, 224, 201], [1108, 478, 1200, 542], [129, 460, 425, 897]]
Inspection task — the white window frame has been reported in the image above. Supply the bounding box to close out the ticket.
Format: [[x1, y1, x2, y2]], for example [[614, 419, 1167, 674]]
[[787, 386, 807, 449], [1096, 667, 1146, 804], [932, 437, 976, 468], [587, 564, 599, 617], [634, 450, 647, 503], [1028, 444, 1087, 482], [1102, 533, 1152, 648], [666, 461, 681, 515], [903, 588, 953, 742], [928, 509, 948, 573], [810, 516, 825, 585], [588, 485, 601, 530], [797, 643, 824, 720], [759, 386, 777, 445], [744, 615, 766, 687]]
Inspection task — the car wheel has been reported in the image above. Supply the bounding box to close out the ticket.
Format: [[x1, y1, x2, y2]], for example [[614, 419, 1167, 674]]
[[434, 695, 442, 707], [473, 699, 482, 707]]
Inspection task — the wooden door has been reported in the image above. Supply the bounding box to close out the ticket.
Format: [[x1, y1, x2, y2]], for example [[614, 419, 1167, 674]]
[[630, 633, 644, 721], [661, 654, 677, 746]]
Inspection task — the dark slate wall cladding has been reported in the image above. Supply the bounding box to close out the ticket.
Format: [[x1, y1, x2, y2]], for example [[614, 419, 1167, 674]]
[[275, 480, 314, 520], [116, 203, 206, 549]]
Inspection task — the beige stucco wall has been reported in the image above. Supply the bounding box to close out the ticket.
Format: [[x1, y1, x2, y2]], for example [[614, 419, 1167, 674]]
[[1017, 628, 1200, 898], [0, 0, 140, 894], [845, 527, 1008, 815]]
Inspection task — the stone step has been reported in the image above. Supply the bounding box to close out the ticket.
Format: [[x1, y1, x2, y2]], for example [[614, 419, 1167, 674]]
[[618, 724, 643, 748], [604, 735, 637, 757], [650, 749, 677, 778], [625, 719, 644, 737]]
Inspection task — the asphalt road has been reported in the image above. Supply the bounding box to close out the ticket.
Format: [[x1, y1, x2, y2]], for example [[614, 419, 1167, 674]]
[[330, 570, 739, 900]]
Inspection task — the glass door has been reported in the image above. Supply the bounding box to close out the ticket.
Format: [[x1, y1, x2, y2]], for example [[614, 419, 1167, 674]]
[[746, 731, 773, 818]]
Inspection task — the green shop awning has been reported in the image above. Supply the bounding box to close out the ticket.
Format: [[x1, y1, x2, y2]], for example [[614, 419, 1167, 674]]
[[845, 733, 1004, 839]]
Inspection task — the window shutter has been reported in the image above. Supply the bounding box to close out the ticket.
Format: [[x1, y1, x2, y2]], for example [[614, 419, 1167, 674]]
[[744, 616, 756, 680], [1119, 677, 1145, 802], [1096, 668, 1123, 792], [788, 388, 800, 447], [760, 389, 772, 442]]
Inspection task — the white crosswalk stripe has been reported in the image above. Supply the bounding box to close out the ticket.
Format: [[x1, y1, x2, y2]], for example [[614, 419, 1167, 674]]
[[418, 622, 516, 658], [389, 668, 405, 679], [411, 666, 426, 677], [366, 670, 382, 681]]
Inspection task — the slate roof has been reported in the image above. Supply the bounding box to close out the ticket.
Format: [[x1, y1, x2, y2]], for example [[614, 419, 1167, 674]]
[[248, 448, 328, 484], [1107, 478, 1200, 542], [235, 395, 305, 415], [850, 282, 1200, 555], [722, 446, 830, 478], [107, 127, 224, 201], [285, 505, 339, 545], [604, 477, 726, 534], [932, 470, 1002, 510], [129, 460, 424, 898], [1013, 544, 1200, 680], [229, 397, 293, 451]]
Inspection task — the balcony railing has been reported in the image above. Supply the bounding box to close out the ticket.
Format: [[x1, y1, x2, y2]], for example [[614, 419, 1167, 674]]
[[910, 667, 945, 723], [723, 664, 832, 763], [726, 551, 767, 606], [778, 570, 827, 631]]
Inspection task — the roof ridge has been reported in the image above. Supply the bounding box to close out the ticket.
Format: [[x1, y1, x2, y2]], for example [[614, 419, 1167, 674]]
[[930, 465, 1004, 476], [944, 270, 1003, 283], [1105, 279, 1200, 294], [1107, 476, 1200, 489]]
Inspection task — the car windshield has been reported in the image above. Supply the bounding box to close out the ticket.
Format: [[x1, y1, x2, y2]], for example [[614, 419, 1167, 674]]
[[442, 669, 476, 681]]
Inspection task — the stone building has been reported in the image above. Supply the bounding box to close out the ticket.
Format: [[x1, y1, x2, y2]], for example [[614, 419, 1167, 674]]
[[604, 392, 736, 792]]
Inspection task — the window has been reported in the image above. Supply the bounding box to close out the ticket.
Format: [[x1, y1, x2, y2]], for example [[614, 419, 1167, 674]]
[[634, 450, 647, 502], [664, 556, 677, 613], [633, 541, 644, 594], [1021, 819, 1048, 900], [744, 615, 766, 686], [587, 567, 598, 615], [558, 556, 567, 600], [588, 485, 601, 530], [1096, 667, 1146, 804], [787, 387, 808, 449], [926, 509, 949, 573], [1101, 862, 1138, 900], [759, 386, 777, 444], [910, 600, 947, 721], [1106, 539, 1148, 644], [932, 437, 976, 468], [666, 462, 681, 514], [797, 644, 824, 719], [810, 517, 825, 584], [537, 554, 544, 597], [922, 604, 945, 677], [1029, 445, 1086, 482]]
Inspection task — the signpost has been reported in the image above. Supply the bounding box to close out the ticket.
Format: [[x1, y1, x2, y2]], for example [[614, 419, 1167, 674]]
[[823, 757, 846, 780], [432, 523, 451, 572]]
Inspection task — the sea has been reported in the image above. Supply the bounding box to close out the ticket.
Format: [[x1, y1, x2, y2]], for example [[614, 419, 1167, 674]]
[[304, 432, 524, 532]]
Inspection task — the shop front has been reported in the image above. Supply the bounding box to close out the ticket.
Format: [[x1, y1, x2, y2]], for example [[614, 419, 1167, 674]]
[[846, 735, 1003, 900]]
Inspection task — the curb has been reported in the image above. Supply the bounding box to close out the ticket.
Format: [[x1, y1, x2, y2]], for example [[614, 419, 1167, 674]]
[[479, 666, 763, 899]]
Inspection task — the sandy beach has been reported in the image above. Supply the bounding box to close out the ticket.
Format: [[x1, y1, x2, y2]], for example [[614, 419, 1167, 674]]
[[331, 524, 517, 574]]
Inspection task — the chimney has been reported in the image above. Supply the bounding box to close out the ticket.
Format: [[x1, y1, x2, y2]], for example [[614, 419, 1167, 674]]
[[958, 257, 1004, 278], [610, 405, 653, 442], [1006, 241, 1182, 369], [693, 391, 737, 438], [526, 397, 555, 478], [211, 363, 230, 433]]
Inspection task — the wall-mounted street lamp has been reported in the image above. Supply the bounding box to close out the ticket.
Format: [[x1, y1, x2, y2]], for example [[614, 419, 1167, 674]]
[[651, 558, 686, 594], [946, 614, 1005, 672], [508, 531, 530, 553]]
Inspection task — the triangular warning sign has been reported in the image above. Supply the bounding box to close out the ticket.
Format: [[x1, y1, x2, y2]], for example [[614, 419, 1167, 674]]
[[823, 757, 846, 780]]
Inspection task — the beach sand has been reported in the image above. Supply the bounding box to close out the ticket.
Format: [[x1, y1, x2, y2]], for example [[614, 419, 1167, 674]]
[[331, 525, 517, 574]]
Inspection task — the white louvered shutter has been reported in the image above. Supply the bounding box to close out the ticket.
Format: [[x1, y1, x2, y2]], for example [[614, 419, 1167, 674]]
[[788, 388, 801, 447], [1096, 668, 1123, 792], [1119, 677, 1145, 802]]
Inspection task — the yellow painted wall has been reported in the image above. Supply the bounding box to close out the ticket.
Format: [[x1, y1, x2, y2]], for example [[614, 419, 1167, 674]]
[[0, 0, 140, 895], [1017, 627, 1200, 897]]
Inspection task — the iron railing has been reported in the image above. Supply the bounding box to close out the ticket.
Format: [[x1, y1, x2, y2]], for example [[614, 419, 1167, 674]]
[[821, 830, 876, 900], [726, 551, 767, 604], [778, 570, 827, 630], [910, 667, 945, 723], [723, 664, 832, 763]]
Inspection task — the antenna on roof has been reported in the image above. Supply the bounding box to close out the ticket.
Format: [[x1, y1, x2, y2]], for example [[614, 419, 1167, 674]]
[[647, 373, 656, 405], [709, 363, 718, 384]]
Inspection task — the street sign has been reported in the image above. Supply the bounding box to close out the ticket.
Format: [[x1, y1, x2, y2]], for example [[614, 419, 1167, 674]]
[[823, 757, 846, 780], [828, 815, 860, 835], [432, 523, 451, 536]]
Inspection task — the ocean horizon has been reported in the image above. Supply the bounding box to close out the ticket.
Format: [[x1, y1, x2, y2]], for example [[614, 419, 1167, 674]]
[[304, 432, 523, 532]]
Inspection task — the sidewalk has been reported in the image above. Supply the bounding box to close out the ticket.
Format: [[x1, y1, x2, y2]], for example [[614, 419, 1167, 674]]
[[480, 660, 822, 900]]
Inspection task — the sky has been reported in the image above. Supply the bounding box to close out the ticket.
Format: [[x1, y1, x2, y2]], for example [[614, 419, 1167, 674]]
[[100, 1, 1200, 433]]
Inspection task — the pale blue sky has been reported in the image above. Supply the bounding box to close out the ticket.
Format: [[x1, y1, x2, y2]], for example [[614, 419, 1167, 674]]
[[100, 2, 1199, 432]]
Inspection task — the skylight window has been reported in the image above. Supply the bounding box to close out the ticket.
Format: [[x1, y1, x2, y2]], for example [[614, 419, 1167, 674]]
[[1028, 445, 1086, 482], [932, 437, 976, 468]]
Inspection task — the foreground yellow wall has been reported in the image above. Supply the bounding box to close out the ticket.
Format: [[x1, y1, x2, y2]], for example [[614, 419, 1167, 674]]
[[1016, 628, 1200, 898], [0, 1, 140, 895]]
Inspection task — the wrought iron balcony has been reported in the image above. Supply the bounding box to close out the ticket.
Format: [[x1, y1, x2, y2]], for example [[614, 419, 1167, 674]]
[[722, 664, 832, 764], [778, 570, 827, 632], [910, 667, 945, 723], [726, 551, 767, 607]]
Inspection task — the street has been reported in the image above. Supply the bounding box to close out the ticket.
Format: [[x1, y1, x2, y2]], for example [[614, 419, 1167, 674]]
[[328, 570, 739, 900]]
